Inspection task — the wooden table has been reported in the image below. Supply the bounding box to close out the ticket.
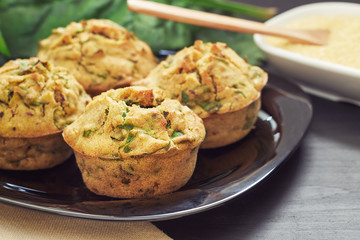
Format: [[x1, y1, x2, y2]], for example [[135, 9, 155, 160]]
[[155, 1, 360, 239]]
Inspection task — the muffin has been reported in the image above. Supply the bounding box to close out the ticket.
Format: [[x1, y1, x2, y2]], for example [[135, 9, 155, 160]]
[[135, 40, 267, 148], [62, 86, 205, 198], [0, 57, 91, 170], [37, 19, 158, 95]]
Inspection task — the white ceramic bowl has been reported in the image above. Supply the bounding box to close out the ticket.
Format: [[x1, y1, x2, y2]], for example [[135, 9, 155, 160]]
[[254, 2, 360, 106]]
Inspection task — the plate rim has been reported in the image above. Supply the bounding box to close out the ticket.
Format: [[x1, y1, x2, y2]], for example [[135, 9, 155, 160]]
[[0, 73, 313, 221]]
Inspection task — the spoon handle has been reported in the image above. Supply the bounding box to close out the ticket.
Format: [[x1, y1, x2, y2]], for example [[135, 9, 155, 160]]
[[127, 0, 327, 45]]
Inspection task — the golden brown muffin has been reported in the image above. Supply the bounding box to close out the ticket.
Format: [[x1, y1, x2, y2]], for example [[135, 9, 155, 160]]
[[0, 57, 91, 170], [135, 40, 267, 148], [37, 19, 158, 95], [62, 86, 205, 198]]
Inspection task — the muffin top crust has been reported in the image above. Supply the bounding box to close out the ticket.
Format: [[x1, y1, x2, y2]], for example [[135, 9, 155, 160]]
[[62, 86, 205, 158], [136, 40, 267, 118], [0, 57, 91, 138], [37, 19, 158, 94]]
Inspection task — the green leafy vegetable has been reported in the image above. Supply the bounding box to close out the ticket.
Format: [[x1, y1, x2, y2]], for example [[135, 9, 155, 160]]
[[117, 123, 134, 131], [122, 132, 136, 153], [181, 91, 189, 104], [123, 145, 131, 153], [122, 111, 127, 119], [171, 130, 184, 138], [0, 30, 10, 57], [0, 0, 272, 66], [30, 101, 43, 106], [126, 132, 136, 144], [201, 100, 222, 113], [234, 90, 246, 98], [242, 115, 256, 130], [83, 129, 95, 137], [0, 0, 118, 59]]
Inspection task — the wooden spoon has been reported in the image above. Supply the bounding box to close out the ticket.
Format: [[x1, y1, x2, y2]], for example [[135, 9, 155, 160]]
[[127, 0, 329, 45]]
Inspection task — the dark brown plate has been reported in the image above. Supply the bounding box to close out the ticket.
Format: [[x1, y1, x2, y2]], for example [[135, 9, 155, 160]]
[[0, 73, 312, 221]]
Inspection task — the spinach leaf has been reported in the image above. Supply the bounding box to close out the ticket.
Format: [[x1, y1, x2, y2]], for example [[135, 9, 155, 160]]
[[0, 0, 117, 58], [0, 0, 268, 66], [0, 30, 10, 57]]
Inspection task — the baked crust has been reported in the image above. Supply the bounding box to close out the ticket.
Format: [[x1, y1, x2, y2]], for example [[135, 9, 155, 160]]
[[0, 57, 90, 170], [37, 19, 158, 95], [63, 86, 206, 198], [135, 40, 267, 148], [0, 57, 91, 138]]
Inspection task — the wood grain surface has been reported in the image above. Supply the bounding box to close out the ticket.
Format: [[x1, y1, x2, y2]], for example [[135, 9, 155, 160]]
[[155, 1, 360, 239]]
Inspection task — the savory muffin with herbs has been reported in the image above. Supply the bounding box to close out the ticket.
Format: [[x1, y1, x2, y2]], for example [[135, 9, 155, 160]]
[[0, 57, 91, 170], [135, 40, 267, 148], [37, 19, 158, 95], [62, 86, 205, 199]]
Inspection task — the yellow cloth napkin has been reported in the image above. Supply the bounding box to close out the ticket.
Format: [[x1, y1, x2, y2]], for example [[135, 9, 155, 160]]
[[0, 202, 172, 240]]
